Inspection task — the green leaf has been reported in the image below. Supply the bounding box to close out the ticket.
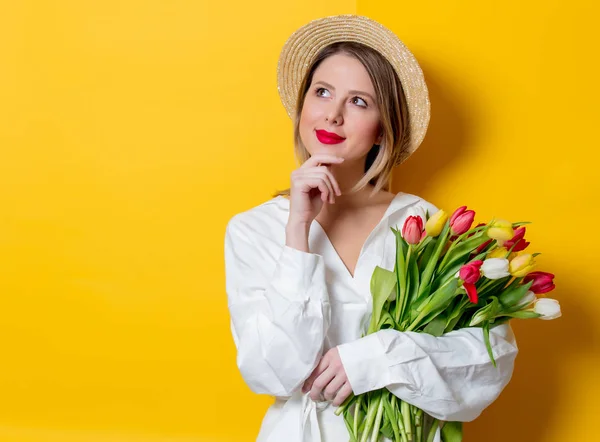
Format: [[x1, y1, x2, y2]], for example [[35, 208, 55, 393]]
[[444, 296, 467, 332], [378, 311, 397, 329], [430, 260, 462, 293], [438, 233, 490, 275], [441, 421, 463, 442], [423, 315, 447, 336], [498, 280, 534, 308], [343, 408, 357, 442], [381, 392, 401, 442], [469, 296, 501, 326], [418, 237, 438, 271], [424, 278, 460, 315], [418, 222, 450, 299], [483, 321, 497, 368], [380, 420, 394, 439], [406, 246, 421, 309], [504, 310, 542, 319], [393, 229, 409, 322], [368, 266, 397, 334]]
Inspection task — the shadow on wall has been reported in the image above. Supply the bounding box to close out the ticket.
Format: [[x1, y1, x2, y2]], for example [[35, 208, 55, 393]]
[[390, 60, 471, 194], [468, 293, 594, 442], [391, 64, 598, 442]]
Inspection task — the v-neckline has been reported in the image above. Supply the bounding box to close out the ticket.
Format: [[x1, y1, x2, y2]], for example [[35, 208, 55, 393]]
[[277, 192, 416, 281]]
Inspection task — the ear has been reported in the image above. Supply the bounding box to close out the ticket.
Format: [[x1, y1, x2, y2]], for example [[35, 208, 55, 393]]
[[375, 130, 383, 145]]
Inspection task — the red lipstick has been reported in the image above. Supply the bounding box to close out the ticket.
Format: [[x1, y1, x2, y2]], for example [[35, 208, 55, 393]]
[[315, 129, 345, 145]]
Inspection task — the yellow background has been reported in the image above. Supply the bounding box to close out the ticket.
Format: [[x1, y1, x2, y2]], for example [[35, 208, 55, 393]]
[[0, 1, 598, 441]]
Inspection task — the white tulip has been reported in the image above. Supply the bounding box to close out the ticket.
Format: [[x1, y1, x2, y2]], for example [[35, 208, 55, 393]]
[[517, 291, 537, 308], [481, 258, 511, 279], [533, 298, 561, 320]]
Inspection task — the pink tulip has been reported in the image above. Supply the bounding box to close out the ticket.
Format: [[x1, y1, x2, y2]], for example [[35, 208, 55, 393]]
[[459, 260, 483, 284], [458, 260, 483, 304], [450, 206, 475, 236], [503, 227, 530, 252], [523, 271, 556, 295], [475, 238, 493, 255], [402, 215, 424, 245]]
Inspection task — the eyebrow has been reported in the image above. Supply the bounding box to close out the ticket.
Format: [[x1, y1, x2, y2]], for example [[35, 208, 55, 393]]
[[313, 80, 375, 103]]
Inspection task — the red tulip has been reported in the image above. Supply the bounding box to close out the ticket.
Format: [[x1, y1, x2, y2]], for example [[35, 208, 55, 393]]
[[459, 260, 483, 284], [464, 283, 478, 303], [402, 215, 424, 245], [522, 271, 556, 295], [450, 206, 475, 235], [503, 227, 530, 252], [459, 260, 483, 303], [475, 239, 493, 255]]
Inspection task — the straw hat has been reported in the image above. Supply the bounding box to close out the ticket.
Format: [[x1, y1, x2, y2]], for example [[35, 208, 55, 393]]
[[277, 14, 431, 166]]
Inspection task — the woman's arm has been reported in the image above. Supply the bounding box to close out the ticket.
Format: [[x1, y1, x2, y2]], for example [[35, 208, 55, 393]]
[[336, 323, 518, 422], [224, 213, 331, 397]]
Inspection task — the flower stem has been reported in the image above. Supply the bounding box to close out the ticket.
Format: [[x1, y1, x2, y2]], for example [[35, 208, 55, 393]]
[[360, 392, 381, 442], [414, 407, 423, 442], [370, 395, 385, 442], [354, 395, 363, 437], [425, 419, 439, 442], [401, 400, 413, 442]]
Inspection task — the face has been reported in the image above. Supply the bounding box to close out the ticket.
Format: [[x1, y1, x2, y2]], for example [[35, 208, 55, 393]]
[[299, 53, 382, 163]]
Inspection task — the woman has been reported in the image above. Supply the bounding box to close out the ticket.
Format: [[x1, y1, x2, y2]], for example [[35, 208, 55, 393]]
[[224, 15, 518, 442]]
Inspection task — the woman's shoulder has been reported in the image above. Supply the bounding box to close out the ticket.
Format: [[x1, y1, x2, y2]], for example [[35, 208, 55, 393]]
[[225, 195, 289, 244]]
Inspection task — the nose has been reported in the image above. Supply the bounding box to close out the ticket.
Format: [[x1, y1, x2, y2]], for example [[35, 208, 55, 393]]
[[325, 100, 344, 125]]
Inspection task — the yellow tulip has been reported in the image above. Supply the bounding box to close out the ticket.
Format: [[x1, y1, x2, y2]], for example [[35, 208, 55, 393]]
[[487, 219, 514, 244], [425, 209, 448, 237], [487, 247, 508, 259], [509, 252, 536, 277]]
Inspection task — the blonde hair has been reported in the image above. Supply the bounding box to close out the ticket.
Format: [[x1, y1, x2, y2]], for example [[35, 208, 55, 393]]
[[272, 41, 411, 199]]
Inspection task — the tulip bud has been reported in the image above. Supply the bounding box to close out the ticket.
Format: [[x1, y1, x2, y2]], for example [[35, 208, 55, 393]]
[[402, 215, 424, 245], [503, 227, 530, 252], [475, 238, 493, 255], [487, 219, 514, 245], [522, 271, 555, 295], [509, 252, 536, 277], [425, 209, 448, 237], [533, 298, 561, 320], [459, 260, 483, 284], [487, 247, 508, 259], [481, 258, 511, 279], [464, 282, 478, 303], [450, 206, 475, 235]]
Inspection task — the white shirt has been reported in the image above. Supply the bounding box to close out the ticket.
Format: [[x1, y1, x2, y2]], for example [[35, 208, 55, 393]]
[[224, 192, 519, 442]]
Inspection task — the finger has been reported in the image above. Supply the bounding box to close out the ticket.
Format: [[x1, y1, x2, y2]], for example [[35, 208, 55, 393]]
[[316, 169, 336, 204], [317, 165, 342, 196], [323, 373, 346, 402], [301, 154, 345, 169], [309, 366, 336, 401], [302, 357, 330, 393], [303, 173, 334, 204], [332, 382, 353, 407], [295, 175, 331, 204]]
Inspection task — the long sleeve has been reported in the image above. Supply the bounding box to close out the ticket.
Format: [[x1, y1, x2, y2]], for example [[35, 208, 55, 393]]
[[336, 323, 518, 422], [224, 214, 331, 397]]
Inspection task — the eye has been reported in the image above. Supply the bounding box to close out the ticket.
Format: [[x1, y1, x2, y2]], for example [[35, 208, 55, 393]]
[[315, 87, 368, 108], [315, 87, 330, 97], [352, 96, 368, 108]]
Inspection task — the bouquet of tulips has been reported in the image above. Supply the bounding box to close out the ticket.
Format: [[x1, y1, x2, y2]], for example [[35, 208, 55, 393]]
[[333, 205, 560, 442]]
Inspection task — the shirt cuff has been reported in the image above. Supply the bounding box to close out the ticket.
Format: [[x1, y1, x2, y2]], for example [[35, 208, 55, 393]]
[[337, 332, 391, 395], [268, 245, 327, 303]]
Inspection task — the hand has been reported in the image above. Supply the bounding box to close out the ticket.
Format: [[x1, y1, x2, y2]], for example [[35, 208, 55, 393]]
[[288, 153, 344, 226], [301, 347, 353, 407]]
